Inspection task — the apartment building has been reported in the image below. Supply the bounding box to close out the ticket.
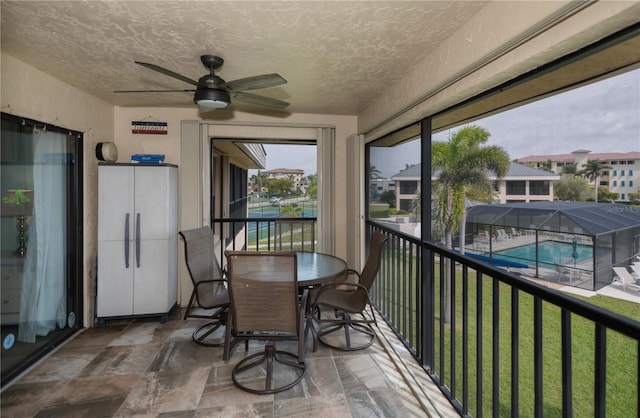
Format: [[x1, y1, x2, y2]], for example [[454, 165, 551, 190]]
[[517, 150, 640, 201], [262, 168, 306, 193], [391, 162, 560, 211]]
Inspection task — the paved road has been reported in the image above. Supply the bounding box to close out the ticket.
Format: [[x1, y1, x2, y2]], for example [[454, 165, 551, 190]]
[[248, 197, 311, 209]]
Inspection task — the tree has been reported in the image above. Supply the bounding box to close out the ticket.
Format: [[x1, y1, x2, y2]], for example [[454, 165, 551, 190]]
[[306, 174, 318, 198], [280, 203, 302, 217], [378, 190, 396, 207], [579, 160, 611, 203], [597, 186, 619, 202], [249, 170, 268, 195], [561, 163, 578, 176], [369, 165, 382, 179], [540, 159, 553, 172], [412, 191, 421, 221], [268, 178, 295, 196], [369, 165, 383, 199], [432, 125, 510, 323], [554, 175, 592, 201]]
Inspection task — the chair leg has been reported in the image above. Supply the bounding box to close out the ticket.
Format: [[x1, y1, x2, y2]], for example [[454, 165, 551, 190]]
[[190, 309, 228, 347], [231, 342, 305, 394], [317, 311, 377, 351], [192, 321, 224, 347], [223, 318, 250, 361]]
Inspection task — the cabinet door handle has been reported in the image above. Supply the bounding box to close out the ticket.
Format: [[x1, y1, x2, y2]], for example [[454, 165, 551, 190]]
[[136, 213, 141, 268], [124, 213, 130, 268]]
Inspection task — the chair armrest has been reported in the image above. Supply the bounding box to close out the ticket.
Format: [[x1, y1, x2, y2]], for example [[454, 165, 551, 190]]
[[312, 281, 369, 303], [193, 278, 228, 291]]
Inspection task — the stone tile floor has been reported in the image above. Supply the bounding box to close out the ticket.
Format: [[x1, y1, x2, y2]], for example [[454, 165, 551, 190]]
[[1, 308, 457, 417]]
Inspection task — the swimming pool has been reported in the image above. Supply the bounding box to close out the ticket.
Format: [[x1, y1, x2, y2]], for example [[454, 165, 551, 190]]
[[494, 241, 593, 269]]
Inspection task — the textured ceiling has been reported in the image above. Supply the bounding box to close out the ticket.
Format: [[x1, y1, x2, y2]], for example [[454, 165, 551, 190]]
[[0, 1, 486, 115]]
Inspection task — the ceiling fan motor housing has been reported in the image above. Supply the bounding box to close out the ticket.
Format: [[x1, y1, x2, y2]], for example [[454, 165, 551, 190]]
[[194, 86, 230, 108]]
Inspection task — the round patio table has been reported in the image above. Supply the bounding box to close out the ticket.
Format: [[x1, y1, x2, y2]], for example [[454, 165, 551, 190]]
[[296, 252, 347, 286]]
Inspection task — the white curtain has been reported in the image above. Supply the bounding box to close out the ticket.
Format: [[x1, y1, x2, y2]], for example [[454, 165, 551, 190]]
[[19, 129, 67, 343]]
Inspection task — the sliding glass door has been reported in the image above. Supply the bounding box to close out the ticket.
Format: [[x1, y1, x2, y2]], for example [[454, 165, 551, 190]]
[[0, 113, 83, 387]]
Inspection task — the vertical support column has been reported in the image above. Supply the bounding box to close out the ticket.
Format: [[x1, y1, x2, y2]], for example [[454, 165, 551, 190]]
[[346, 133, 365, 271], [317, 127, 335, 255], [421, 117, 433, 368]]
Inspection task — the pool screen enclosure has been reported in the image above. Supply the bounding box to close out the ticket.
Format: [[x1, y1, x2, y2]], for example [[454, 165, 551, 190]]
[[464, 202, 640, 291]]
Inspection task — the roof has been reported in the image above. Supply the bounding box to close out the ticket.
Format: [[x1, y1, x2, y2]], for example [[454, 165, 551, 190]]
[[391, 164, 421, 179], [466, 201, 640, 236], [263, 168, 305, 174], [516, 151, 640, 163], [391, 162, 559, 180], [502, 163, 560, 178]]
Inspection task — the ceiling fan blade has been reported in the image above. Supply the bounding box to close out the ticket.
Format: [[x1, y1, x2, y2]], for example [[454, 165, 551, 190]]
[[225, 73, 287, 92], [114, 89, 196, 93], [135, 61, 199, 86], [231, 91, 289, 109]]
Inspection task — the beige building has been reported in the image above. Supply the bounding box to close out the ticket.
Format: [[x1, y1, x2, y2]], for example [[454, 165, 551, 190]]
[[391, 162, 560, 211], [517, 150, 640, 201], [263, 168, 306, 193]]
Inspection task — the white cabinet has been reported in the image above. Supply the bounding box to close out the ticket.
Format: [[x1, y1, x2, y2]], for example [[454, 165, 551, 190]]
[[97, 163, 178, 325]]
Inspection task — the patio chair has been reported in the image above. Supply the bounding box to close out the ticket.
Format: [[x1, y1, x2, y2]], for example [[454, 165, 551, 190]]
[[555, 264, 572, 284], [311, 232, 388, 351], [497, 229, 511, 241], [223, 251, 307, 394], [631, 264, 640, 278], [511, 227, 522, 238], [612, 267, 640, 292], [179, 227, 230, 347]]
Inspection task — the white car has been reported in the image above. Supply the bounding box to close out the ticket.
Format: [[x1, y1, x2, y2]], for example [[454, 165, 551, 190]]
[[270, 197, 281, 206]]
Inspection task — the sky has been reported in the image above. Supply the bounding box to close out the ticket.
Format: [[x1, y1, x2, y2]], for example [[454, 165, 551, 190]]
[[249, 144, 318, 177], [252, 68, 640, 179]]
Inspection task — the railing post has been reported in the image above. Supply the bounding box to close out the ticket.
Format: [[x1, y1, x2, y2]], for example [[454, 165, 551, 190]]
[[534, 298, 543, 418], [594, 324, 606, 418], [560, 309, 573, 418], [511, 288, 519, 418], [492, 278, 500, 418], [476, 271, 484, 417]]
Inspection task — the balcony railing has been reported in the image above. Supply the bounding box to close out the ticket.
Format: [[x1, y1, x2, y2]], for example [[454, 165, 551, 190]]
[[211, 217, 317, 261], [367, 221, 640, 418]]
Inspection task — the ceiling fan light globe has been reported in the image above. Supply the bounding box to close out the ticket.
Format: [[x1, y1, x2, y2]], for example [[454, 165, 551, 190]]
[[194, 88, 230, 110], [197, 99, 228, 109]]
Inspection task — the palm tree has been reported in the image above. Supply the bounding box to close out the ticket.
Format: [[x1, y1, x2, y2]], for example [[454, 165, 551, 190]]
[[579, 160, 611, 202], [432, 125, 510, 323], [540, 159, 553, 172], [369, 165, 383, 199], [280, 203, 302, 217], [561, 163, 578, 176], [249, 170, 268, 196], [369, 165, 382, 179]]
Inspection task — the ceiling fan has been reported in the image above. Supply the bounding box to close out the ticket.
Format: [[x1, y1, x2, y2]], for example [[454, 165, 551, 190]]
[[114, 55, 289, 110]]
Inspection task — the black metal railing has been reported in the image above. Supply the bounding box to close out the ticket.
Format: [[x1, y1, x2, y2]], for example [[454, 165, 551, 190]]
[[367, 221, 640, 418], [210, 217, 317, 261]]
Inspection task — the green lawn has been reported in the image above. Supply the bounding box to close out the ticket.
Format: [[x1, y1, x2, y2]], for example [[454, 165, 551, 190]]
[[377, 255, 639, 417]]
